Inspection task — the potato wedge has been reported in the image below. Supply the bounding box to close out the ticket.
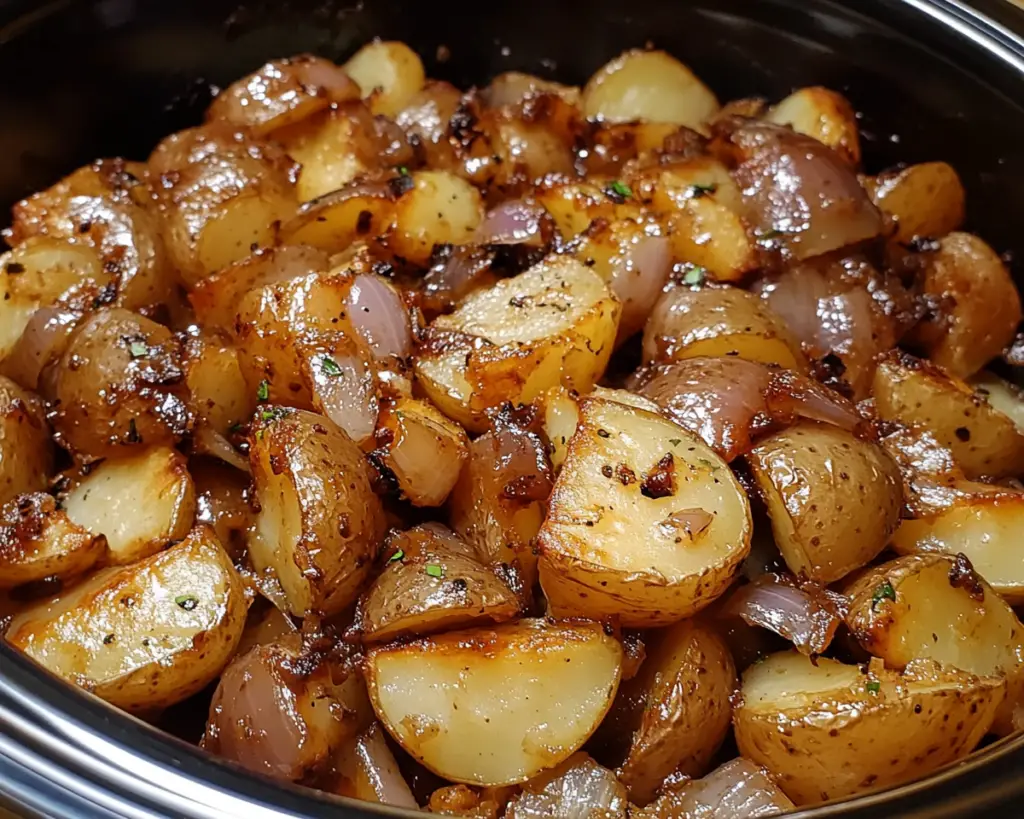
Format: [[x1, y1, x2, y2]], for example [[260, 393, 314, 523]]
[[872, 352, 1024, 479], [505, 753, 627, 819], [0, 376, 53, 506], [908, 232, 1022, 378], [7, 526, 247, 712], [583, 50, 719, 128], [354, 524, 520, 643], [0, 493, 107, 589], [343, 40, 426, 117], [745, 422, 902, 584], [389, 170, 484, 266], [537, 397, 751, 627], [865, 162, 965, 244], [970, 371, 1024, 432], [766, 86, 860, 166], [844, 554, 1024, 736], [248, 408, 386, 617], [603, 618, 737, 804], [734, 652, 1004, 805], [61, 447, 195, 566], [364, 619, 623, 786], [643, 286, 804, 370], [416, 256, 620, 432]]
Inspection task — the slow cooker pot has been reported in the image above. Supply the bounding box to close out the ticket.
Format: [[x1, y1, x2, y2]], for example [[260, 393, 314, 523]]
[[0, 0, 1022, 816]]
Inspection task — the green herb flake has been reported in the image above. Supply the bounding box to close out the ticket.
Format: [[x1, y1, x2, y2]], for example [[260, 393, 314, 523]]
[[866, 680, 881, 695], [668, 438, 682, 447], [256, 380, 270, 402], [259, 406, 290, 424], [689, 183, 717, 196], [871, 580, 897, 610], [682, 266, 707, 286], [229, 422, 244, 435], [606, 180, 633, 198], [397, 166, 410, 176], [128, 341, 148, 359], [425, 564, 444, 579], [321, 355, 344, 377], [174, 595, 199, 611], [388, 549, 405, 564]]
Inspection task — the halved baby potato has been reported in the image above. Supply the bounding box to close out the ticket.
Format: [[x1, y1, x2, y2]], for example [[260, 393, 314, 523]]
[[389, 170, 484, 265], [873, 352, 1024, 479], [416, 256, 620, 432], [766, 86, 861, 166], [844, 554, 1024, 736], [343, 40, 426, 118], [745, 422, 902, 584], [364, 618, 623, 786], [7, 526, 247, 713], [0, 376, 54, 506], [537, 397, 751, 627], [0, 493, 107, 589], [642, 286, 805, 371], [734, 652, 1005, 806], [61, 447, 196, 566], [583, 49, 719, 128], [970, 371, 1024, 431], [248, 408, 386, 617], [865, 162, 965, 244]]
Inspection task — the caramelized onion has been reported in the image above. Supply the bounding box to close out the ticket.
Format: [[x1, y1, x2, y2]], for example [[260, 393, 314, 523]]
[[0, 306, 80, 390], [506, 754, 627, 819], [639, 758, 794, 819], [193, 425, 250, 473], [301, 342, 378, 446], [345, 274, 412, 363], [421, 245, 496, 314], [476, 200, 550, 247], [332, 724, 418, 808], [608, 234, 672, 343]]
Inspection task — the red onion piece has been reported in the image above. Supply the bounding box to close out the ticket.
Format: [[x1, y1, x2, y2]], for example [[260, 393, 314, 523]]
[[476, 199, 549, 247], [193, 425, 250, 473], [608, 234, 673, 343], [345, 274, 412, 363], [0, 306, 81, 390], [421, 246, 495, 314], [332, 724, 418, 808], [302, 342, 378, 447], [639, 758, 794, 819]]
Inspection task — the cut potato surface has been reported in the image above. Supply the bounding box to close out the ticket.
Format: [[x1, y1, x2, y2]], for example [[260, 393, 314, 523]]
[[766, 86, 860, 166], [735, 652, 1004, 805], [538, 397, 751, 627], [365, 619, 623, 786], [0, 376, 53, 506]]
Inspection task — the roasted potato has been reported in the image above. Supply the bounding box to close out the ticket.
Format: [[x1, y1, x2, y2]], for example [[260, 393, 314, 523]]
[[343, 40, 426, 117], [43, 309, 192, 461], [183, 332, 255, 439], [354, 525, 520, 643], [533, 180, 644, 239], [0, 376, 53, 506], [601, 618, 737, 804], [907, 232, 1022, 378], [845, 554, 1024, 736], [872, 352, 1024, 479], [390, 170, 484, 265], [505, 753, 627, 819], [538, 397, 751, 627], [7, 526, 247, 712], [734, 652, 1004, 805], [61, 447, 195, 566], [643, 285, 805, 371], [583, 50, 719, 128], [971, 371, 1024, 431], [191, 457, 254, 562], [0, 493, 107, 589], [0, 239, 110, 326], [766, 86, 860, 166], [248, 408, 386, 617], [364, 619, 623, 786], [865, 162, 965, 244], [277, 182, 396, 255], [417, 256, 620, 432], [746, 422, 902, 584]]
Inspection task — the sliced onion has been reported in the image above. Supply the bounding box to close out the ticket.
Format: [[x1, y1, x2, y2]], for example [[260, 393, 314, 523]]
[[723, 574, 844, 656], [1, 306, 81, 390], [301, 342, 378, 447], [658, 508, 715, 541], [492, 419, 554, 503], [193, 425, 251, 473], [421, 245, 495, 314], [764, 369, 860, 431], [476, 199, 549, 247], [507, 753, 627, 819], [641, 758, 794, 819], [345, 274, 412, 363], [608, 234, 672, 343], [332, 724, 418, 808]]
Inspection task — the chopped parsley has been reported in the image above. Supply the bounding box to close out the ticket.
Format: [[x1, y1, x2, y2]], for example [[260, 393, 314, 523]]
[[128, 340, 149, 358], [606, 180, 632, 199], [174, 595, 199, 611], [321, 355, 344, 377], [425, 564, 444, 579], [256, 380, 270, 402], [668, 438, 682, 447], [388, 549, 405, 564], [871, 580, 897, 610], [682, 266, 707, 286], [866, 681, 881, 695], [259, 406, 290, 423], [397, 166, 409, 176]]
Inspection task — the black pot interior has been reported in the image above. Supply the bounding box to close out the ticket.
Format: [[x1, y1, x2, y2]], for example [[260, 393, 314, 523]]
[[0, 0, 1023, 816]]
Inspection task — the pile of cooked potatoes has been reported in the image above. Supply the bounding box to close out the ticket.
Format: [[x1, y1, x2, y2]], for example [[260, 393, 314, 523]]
[[1, 37, 1023, 818]]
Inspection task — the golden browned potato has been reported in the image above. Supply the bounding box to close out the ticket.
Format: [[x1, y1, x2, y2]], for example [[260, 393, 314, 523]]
[[354, 524, 520, 643], [908, 232, 1022, 378], [6, 159, 176, 312], [872, 352, 1024, 479], [183, 333, 255, 439], [844, 554, 1024, 736], [0, 493, 107, 589], [202, 634, 369, 781], [206, 55, 361, 136], [248, 408, 386, 617], [538, 397, 751, 627], [43, 309, 192, 461], [389, 170, 484, 265], [0, 239, 109, 327], [971, 371, 1024, 431], [745, 422, 902, 584], [372, 398, 469, 507], [416, 256, 620, 432], [61, 447, 195, 566], [583, 50, 719, 128], [734, 652, 1004, 805], [533, 180, 644, 239], [602, 618, 737, 804], [343, 40, 426, 117], [865, 162, 965, 244], [0, 376, 53, 506], [7, 526, 247, 712], [505, 753, 627, 819], [643, 286, 805, 371], [766, 86, 861, 166], [364, 619, 623, 786], [395, 80, 463, 168]]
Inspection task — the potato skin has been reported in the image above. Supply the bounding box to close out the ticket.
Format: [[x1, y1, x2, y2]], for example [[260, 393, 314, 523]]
[[746, 422, 902, 584], [43, 309, 192, 461], [6, 526, 247, 712], [865, 162, 965, 244], [0, 376, 54, 506], [248, 408, 387, 617]]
